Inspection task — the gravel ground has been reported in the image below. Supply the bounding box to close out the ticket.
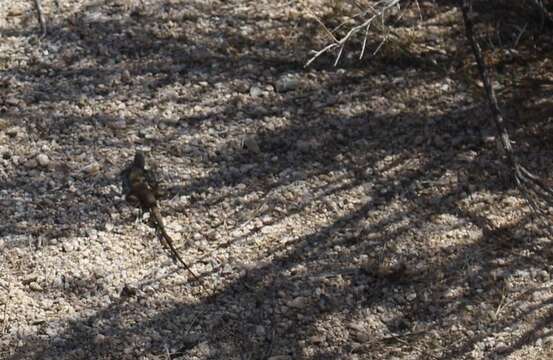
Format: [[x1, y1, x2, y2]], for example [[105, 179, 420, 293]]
[[2, 0, 553, 359]]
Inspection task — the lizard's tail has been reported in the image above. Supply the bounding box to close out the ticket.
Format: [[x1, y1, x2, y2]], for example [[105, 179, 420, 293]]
[[151, 207, 207, 290]]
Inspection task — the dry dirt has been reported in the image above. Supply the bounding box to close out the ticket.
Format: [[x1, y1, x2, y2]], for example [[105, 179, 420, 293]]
[[1, 0, 553, 359]]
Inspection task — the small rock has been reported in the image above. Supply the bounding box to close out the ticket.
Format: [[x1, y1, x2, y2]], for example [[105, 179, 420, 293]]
[[242, 137, 260, 154], [45, 324, 60, 337], [348, 322, 365, 333], [234, 81, 250, 93], [36, 153, 50, 167], [310, 335, 324, 344], [353, 331, 370, 342], [275, 74, 299, 92], [537, 270, 550, 282], [414, 135, 425, 145], [28, 282, 42, 291], [514, 269, 530, 278], [120, 285, 137, 298], [249, 86, 264, 97], [406, 292, 417, 301], [111, 119, 127, 129], [5, 126, 23, 137], [180, 333, 202, 350], [221, 263, 233, 275], [82, 162, 101, 175], [62, 240, 78, 252], [287, 296, 307, 309], [296, 139, 317, 152], [260, 225, 275, 235], [255, 325, 265, 337], [495, 342, 509, 353], [94, 334, 107, 344], [0, 118, 8, 130], [25, 158, 38, 168], [433, 135, 445, 148], [5, 96, 20, 106], [143, 286, 156, 294]]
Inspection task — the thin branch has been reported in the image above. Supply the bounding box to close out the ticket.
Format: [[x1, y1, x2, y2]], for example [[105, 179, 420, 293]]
[[32, 0, 47, 35], [334, 44, 345, 65], [513, 23, 528, 48], [306, 0, 401, 67], [461, 0, 514, 166], [460, 0, 553, 224], [308, 11, 338, 42], [359, 22, 372, 59]]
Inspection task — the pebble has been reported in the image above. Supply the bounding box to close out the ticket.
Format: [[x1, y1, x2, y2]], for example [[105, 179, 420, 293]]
[[94, 334, 107, 344], [62, 240, 78, 252], [249, 86, 264, 97], [45, 324, 60, 337], [5, 126, 23, 137], [275, 74, 299, 92], [287, 296, 307, 309], [180, 333, 202, 349], [25, 158, 38, 168], [28, 282, 42, 291], [242, 137, 260, 154], [310, 335, 324, 344], [348, 322, 365, 333], [353, 331, 370, 342], [36, 153, 49, 167], [255, 325, 265, 337], [0, 118, 8, 130], [82, 162, 101, 175], [111, 119, 127, 129]]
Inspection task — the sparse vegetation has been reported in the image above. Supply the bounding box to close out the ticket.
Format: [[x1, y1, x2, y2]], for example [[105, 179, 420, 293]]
[[1, 1, 553, 359]]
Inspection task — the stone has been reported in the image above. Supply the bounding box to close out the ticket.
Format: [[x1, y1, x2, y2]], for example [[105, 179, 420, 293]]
[[82, 162, 101, 175], [255, 325, 265, 337], [28, 282, 43, 291], [94, 334, 106, 344], [36, 153, 50, 167], [249, 86, 264, 97], [242, 136, 260, 154], [275, 74, 299, 92], [287, 296, 307, 309]]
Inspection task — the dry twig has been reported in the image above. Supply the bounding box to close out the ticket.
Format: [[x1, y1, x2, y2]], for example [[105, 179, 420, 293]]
[[32, 0, 47, 35], [306, 0, 401, 67], [460, 0, 553, 226]]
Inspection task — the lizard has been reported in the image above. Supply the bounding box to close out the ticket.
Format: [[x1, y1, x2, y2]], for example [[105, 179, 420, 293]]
[[121, 150, 207, 291]]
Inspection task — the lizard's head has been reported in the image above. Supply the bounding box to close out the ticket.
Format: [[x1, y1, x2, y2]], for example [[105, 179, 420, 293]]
[[134, 150, 146, 169]]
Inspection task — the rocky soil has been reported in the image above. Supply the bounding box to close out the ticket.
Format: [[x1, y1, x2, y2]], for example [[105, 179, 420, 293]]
[[1, 0, 553, 359]]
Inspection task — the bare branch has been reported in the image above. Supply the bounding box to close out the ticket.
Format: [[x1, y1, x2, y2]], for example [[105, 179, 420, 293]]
[[32, 0, 47, 36], [306, 0, 401, 67], [460, 0, 553, 224], [359, 22, 372, 59]]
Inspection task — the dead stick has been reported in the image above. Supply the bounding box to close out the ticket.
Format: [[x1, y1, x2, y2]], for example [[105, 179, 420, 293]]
[[32, 0, 47, 35]]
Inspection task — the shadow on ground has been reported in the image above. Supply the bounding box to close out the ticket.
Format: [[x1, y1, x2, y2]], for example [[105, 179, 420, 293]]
[[2, 0, 553, 359]]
